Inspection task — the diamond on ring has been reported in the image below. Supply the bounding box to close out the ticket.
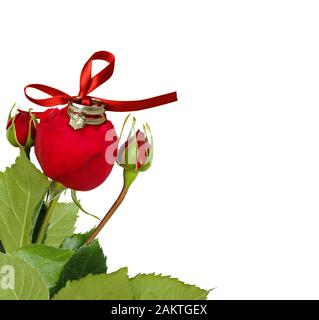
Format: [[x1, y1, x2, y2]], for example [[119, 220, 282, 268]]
[[69, 113, 86, 130]]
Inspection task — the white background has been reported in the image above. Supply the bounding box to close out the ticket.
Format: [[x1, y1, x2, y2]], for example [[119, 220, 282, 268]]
[[1, 0, 319, 300]]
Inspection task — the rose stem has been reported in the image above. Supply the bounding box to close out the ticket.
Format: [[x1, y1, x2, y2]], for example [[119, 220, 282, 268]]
[[36, 196, 60, 244], [85, 186, 129, 245]]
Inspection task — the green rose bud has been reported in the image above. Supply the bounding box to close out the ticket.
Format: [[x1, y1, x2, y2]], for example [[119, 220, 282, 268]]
[[116, 116, 153, 187]]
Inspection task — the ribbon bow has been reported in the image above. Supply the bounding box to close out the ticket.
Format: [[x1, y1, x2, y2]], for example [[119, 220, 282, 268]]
[[24, 51, 177, 112]]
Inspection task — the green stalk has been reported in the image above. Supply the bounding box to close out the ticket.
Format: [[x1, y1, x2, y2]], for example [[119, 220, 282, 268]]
[[36, 195, 60, 244], [85, 186, 129, 244], [85, 170, 138, 245]]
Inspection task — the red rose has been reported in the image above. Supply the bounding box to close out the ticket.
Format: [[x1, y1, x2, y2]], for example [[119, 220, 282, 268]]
[[6, 109, 37, 148], [35, 107, 118, 191]]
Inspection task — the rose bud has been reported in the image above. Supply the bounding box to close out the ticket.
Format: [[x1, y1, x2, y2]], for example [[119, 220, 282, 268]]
[[34, 107, 118, 191], [117, 130, 152, 171], [116, 116, 153, 187], [6, 107, 37, 150], [86, 118, 153, 244]]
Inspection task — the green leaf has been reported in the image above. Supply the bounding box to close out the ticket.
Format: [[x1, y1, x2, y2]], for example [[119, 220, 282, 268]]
[[129, 274, 209, 300], [0, 252, 49, 300], [52, 240, 106, 295], [44, 202, 78, 247], [0, 151, 50, 253], [13, 245, 73, 293], [60, 230, 93, 251], [53, 267, 132, 300]]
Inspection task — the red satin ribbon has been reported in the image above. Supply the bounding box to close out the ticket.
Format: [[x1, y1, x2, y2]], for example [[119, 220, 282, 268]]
[[24, 51, 177, 111]]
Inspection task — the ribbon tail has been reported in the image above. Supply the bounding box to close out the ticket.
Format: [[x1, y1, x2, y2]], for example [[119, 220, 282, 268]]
[[24, 84, 71, 107], [95, 92, 178, 112]]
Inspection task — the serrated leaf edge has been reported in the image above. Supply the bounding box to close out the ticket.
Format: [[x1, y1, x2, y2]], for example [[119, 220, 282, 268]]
[[130, 273, 210, 300]]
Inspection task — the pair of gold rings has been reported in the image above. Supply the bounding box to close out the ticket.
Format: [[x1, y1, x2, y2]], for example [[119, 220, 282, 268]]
[[67, 99, 106, 130]]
